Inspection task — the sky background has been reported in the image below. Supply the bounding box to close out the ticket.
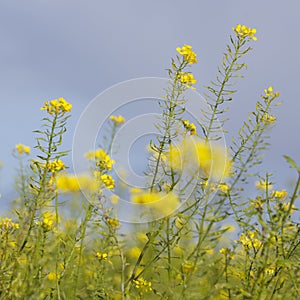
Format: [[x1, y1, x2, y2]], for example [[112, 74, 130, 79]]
[[1, 1, 300, 209]]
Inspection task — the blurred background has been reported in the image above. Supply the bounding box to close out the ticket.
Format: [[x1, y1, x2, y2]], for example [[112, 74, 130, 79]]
[[1, 0, 299, 209]]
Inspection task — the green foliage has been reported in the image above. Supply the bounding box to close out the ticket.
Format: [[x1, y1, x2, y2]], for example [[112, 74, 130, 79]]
[[0, 26, 299, 300]]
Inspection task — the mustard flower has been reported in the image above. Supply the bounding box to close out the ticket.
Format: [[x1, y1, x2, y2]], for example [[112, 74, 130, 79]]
[[218, 183, 230, 193], [101, 174, 115, 189], [85, 148, 115, 171], [178, 72, 197, 89], [0, 218, 19, 231], [131, 190, 180, 215], [132, 278, 153, 292], [263, 86, 280, 98], [40, 211, 56, 231], [47, 160, 66, 173], [128, 247, 141, 259], [233, 24, 257, 41], [109, 115, 126, 124], [47, 272, 60, 280], [182, 120, 197, 135], [255, 180, 273, 191], [96, 252, 108, 261], [107, 218, 120, 227], [15, 144, 31, 155], [261, 113, 276, 124], [56, 173, 98, 193], [272, 189, 288, 199], [41, 97, 72, 115], [176, 44, 198, 64]]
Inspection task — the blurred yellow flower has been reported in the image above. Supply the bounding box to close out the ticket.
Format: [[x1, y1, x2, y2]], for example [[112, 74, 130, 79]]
[[15, 144, 31, 155], [133, 278, 152, 292], [272, 189, 287, 199], [57, 173, 98, 193], [255, 180, 273, 191], [0, 218, 19, 231], [107, 218, 120, 227], [47, 272, 60, 280], [109, 115, 126, 124], [85, 148, 115, 171], [182, 120, 197, 135], [131, 190, 180, 215], [128, 247, 141, 259]]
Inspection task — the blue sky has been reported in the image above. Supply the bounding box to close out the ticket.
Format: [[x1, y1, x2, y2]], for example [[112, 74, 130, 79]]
[[1, 1, 300, 207]]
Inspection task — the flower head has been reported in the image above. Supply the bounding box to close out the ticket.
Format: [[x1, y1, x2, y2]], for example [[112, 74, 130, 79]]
[[133, 278, 153, 292], [100, 174, 115, 189], [177, 72, 197, 89], [47, 160, 66, 173], [41, 98, 72, 115], [182, 120, 197, 135], [15, 144, 31, 155], [85, 148, 115, 171], [109, 115, 126, 124], [233, 24, 257, 41], [176, 44, 198, 64]]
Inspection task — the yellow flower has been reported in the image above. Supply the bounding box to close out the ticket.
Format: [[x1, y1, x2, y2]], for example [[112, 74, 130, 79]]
[[128, 247, 141, 259], [239, 231, 261, 250], [107, 218, 120, 227], [15, 144, 31, 155], [56, 173, 98, 193], [261, 113, 276, 124], [263, 86, 280, 98], [176, 44, 198, 64], [101, 174, 115, 189], [41, 98, 72, 115], [109, 115, 126, 124], [219, 248, 234, 260], [182, 120, 197, 135], [47, 160, 66, 173], [167, 137, 231, 179], [110, 194, 120, 204], [218, 183, 229, 193], [182, 261, 196, 274], [85, 148, 115, 171], [47, 272, 60, 280], [233, 24, 257, 41], [132, 278, 153, 292], [131, 191, 180, 216], [96, 252, 108, 261], [255, 180, 273, 191], [41, 211, 56, 231], [0, 218, 19, 231], [272, 189, 287, 199], [178, 72, 197, 89]]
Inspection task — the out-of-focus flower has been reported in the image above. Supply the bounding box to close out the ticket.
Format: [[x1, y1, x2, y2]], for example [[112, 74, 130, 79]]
[[109, 115, 126, 124], [15, 144, 31, 155]]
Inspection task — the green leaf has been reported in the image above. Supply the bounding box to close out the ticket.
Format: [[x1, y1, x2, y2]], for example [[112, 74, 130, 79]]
[[283, 155, 298, 169]]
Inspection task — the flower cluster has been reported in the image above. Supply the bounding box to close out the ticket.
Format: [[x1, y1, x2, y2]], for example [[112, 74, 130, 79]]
[[233, 24, 257, 41], [238, 231, 261, 250], [176, 44, 198, 64], [263, 86, 280, 99], [0, 218, 19, 231], [100, 174, 115, 189], [107, 218, 120, 227], [15, 144, 31, 155], [96, 252, 108, 261], [177, 72, 197, 89], [182, 120, 197, 135], [167, 137, 232, 179], [41, 97, 72, 115], [56, 173, 98, 193], [132, 278, 153, 292], [39, 212, 56, 232], [47, 160, 66, 173], [109, 115, 126, 124], [85, 148, 115, 171], [272, 189, 288, 199]]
